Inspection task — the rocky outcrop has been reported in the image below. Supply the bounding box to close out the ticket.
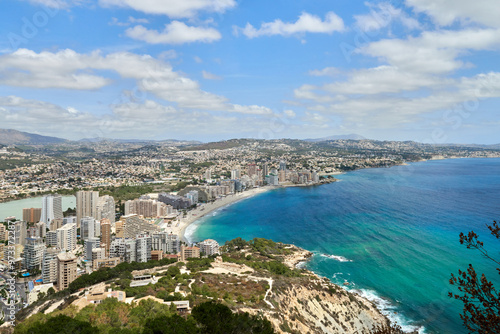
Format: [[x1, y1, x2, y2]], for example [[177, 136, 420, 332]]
[[265, 279, 388, 334]]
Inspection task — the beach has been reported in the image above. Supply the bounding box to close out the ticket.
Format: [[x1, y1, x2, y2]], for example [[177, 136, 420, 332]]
[[165, 186, 272, 242]]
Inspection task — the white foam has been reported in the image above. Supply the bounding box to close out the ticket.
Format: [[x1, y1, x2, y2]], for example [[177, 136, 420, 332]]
[[351, 288, 427, 334], [321, 253, 353, 262]]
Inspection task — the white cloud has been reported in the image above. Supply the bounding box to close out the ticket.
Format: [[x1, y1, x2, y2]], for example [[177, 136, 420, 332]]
[[202, 70, 222, 80], [158, 50, 178, 60], [235, 11, 345, 38], [125, 22, 221, 44], [361, 28, 500, 74], [109, 16, 149, 26], [194, 56, 203, 63], [0, 95, 279, 140], [354, 2, 420, 32], [284, 109, 296, 118], [308, 67, 340, 77], [406, 0, 500, 28], [0, 48, 272, 115], [0, 49, 111, 89], [294, 23, 500, 131], [99, 0, 236, 19], [25, 0, 80, 9]]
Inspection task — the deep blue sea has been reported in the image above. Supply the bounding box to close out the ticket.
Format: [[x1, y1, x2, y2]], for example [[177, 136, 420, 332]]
[[186, 158, 500, 333]]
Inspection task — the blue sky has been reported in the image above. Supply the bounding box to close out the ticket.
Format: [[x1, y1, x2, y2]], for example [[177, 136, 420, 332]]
[[0, 0, 499, 144]]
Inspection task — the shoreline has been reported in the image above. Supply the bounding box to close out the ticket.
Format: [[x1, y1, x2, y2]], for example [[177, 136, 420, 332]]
[[174, 179, 339, 243], [172, 186, 273, 243]]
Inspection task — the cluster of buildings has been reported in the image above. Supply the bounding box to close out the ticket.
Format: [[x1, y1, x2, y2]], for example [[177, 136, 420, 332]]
[[0, 189, 222, 306]]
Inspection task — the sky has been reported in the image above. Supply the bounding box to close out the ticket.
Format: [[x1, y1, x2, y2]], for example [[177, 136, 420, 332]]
[[0, 0, 499, 144]]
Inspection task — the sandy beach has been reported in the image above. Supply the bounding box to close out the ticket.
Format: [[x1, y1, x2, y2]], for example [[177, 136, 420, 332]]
[[165, 186, 272, 242]]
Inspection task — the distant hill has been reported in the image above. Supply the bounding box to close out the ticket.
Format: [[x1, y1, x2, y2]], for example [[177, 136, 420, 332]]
[[0, 129, 68, 145], [305, 134, 366, 142]]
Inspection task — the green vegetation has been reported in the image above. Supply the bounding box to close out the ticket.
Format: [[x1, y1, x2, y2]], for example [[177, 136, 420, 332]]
[[14, 300, 274, 334], [98, 185, 155, 202], [222, 238, 302, 277], [68, 258, 176, 293], [449, 220, 500, 333]]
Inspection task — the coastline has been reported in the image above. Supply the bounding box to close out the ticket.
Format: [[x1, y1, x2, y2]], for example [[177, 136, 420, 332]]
[[175, 179, 339, 243], [173, 186, 273, 243]]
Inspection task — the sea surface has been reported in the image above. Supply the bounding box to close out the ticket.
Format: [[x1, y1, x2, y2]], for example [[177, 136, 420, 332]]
[[0, 195, 76, 221], [186, 158, 500, 333]]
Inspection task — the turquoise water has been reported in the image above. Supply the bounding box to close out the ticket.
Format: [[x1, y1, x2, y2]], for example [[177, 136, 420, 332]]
[[0, 195, 76, 221], [187, 158, 500, 333]]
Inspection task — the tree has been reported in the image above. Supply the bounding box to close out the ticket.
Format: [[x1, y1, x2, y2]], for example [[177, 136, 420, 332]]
[[449, 221, 500, 333]]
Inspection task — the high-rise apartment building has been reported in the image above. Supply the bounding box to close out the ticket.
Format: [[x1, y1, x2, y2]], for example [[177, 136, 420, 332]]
[[122, 214, 160, 238], [23, 208, 41, 223], [100, 219, 111, 254], [136, 235, 152, 263], [42, 248, 59, 284], [12, 221, 27, 245], [40, 195, 63, 228], [24, 237, 46, 271], [124, 198, 172, 218], [97, 195, 115, 223], [84, 238, 100, 262], [80, 217, 96, 241], [76, 191, 99, 227], [35, 221, 46, 238], [56, 223, 76, 251], [57, 252, 77, 290]]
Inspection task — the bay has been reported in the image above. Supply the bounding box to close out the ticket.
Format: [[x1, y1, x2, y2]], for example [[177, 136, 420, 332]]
[[187, 158, 500, 333]]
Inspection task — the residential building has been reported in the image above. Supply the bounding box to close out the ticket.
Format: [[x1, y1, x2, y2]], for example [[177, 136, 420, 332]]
[[152, 232, 180, 254], [23, 208, 41, 223], [122, 214, 160, 239], [97, 195, 115, 223], [56, 223, 76, 251], [23, 237, 46, 271], [92, 257, 120, 271], [115, 220, 124, 238], [35, 221, 46, 238], [158, 193, 191, 209], [80, 217, 96, 241], [100, 219, 111, 254], [180, 245, 200, 262], [185, 190, 198, 205], [46, 231, 57, 247], [40, 194, 63, 228], [136, 235, 152, 263], [84, 238, 100, 262], [42, 247, 59, 284], [76, 191, 99, 227], [91, 248, 106, 261], [198, 239, 220, 256], [57, 252, 77, 290]]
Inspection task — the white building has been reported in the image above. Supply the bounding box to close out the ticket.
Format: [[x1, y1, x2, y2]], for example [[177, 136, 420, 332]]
[[80, 217, 96, 241], [40, 194, 63, 228], [186, 190, 199, 205], [85, 238, 101, 262], [136, 235, 152, 263], [42, 248, 59, 284], [198, 239, 220, 256], [24, 237, 46, 271], [56, 223, 76, 251], [97, 195, 115, 223]]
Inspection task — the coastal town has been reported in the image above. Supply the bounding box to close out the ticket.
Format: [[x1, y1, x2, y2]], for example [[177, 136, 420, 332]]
[[0, 135, 499, 332]]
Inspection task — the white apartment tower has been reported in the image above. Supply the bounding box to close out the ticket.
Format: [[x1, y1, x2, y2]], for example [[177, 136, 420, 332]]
[[40, 194, 63, 228], [76, 191, 99, 227]]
